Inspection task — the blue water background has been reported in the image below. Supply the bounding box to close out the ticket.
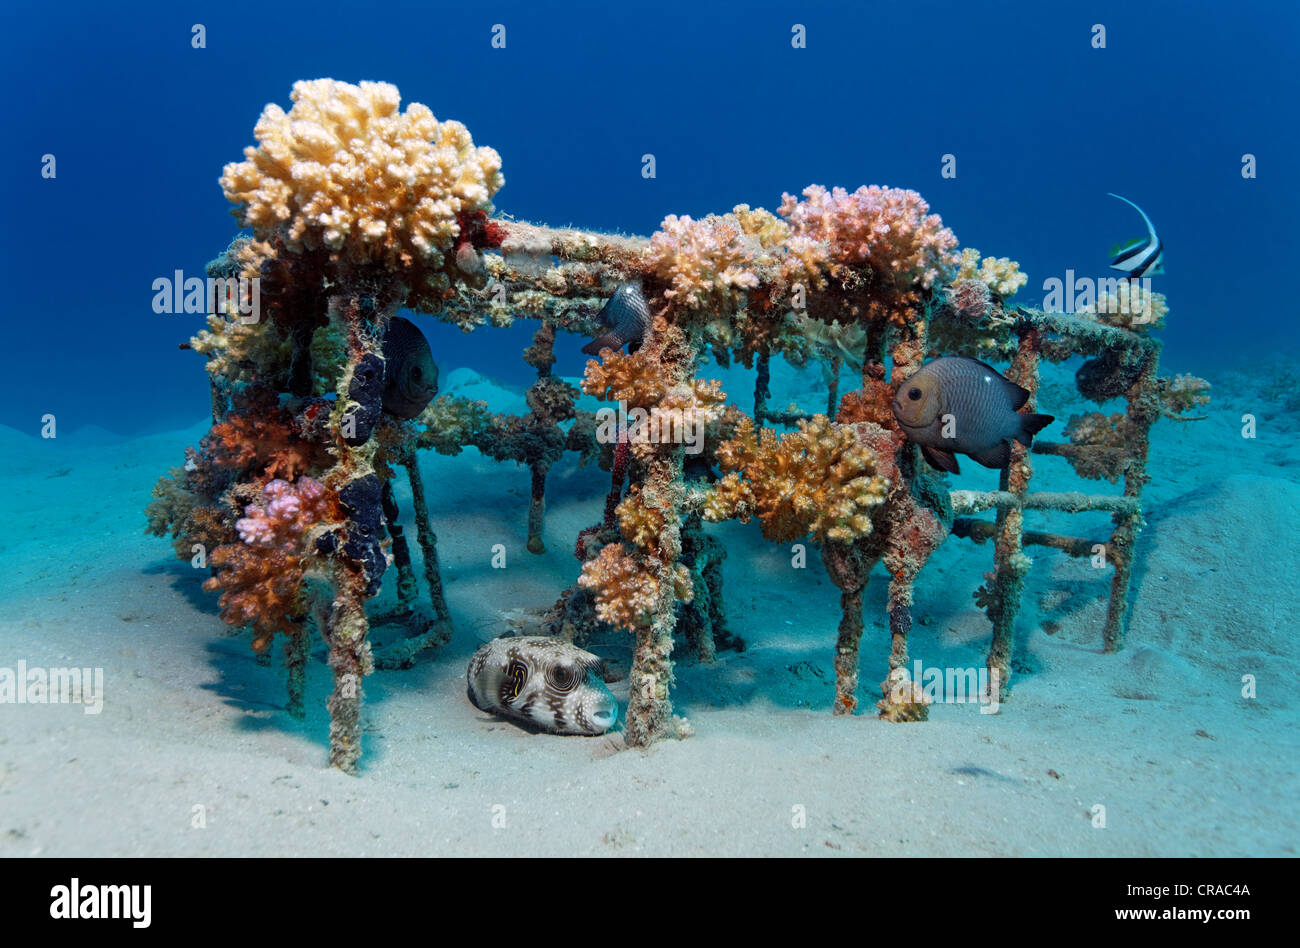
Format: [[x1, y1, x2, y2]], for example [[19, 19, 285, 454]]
[[2, 0, 1295, 434]]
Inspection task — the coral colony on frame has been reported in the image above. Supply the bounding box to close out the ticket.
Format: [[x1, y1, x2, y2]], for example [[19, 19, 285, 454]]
[[145, 79, 1211, 772]]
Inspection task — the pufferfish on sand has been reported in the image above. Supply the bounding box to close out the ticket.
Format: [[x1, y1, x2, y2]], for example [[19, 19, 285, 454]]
[[467, 636, 619, 735], [381, 316, 439, 419], [892, 356, 1054, 475], [581, 282, 653, 355]]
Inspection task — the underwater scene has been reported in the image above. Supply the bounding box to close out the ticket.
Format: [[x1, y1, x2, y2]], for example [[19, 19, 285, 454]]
[[2, 0, 1297, 860]]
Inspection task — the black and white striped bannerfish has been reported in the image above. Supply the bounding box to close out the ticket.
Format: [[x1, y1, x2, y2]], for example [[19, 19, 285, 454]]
[[1107, 193, 1165, 278], [467, 636, 619, 735]]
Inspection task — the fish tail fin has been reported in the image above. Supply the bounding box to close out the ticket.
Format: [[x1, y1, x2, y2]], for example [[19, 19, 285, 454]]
[[581, 332, 624, 356], [1014, 413, 1055, 447]]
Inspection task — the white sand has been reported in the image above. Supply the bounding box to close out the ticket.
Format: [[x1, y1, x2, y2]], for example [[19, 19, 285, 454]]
[[0, 361, 1295, 857]]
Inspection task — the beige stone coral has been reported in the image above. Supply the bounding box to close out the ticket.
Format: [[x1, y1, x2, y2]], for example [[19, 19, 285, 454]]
[[577, 543, 692, 631], [220, 79, 503, 273], [412, 395, 495, 455], [645, 211, 764, 315], [732, 204, 790, 248], [954, 247, 1028, 298], [644, 204, 815, 318], [616, 487, 667, 551], [1084, 282, 1169, 330], [190, 311, 292, 384], [581, 345, 668, 408], [1062, 412, 1132, 482], [1162, 374, 1211, 417], [704, 415, 889, 542]]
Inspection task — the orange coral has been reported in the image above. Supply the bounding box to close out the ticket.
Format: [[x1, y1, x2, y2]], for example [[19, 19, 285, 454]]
[[616, 487, 667, 552], [577, 542, 662, 631], [580, 345, 667, 408], [202, 476, 338, 651], [705, 415, 889, 543], [778, 185, 959, 328], [836, 378, 897, 427], [203, 391, 331, 481], [204, 545, 307, 651]]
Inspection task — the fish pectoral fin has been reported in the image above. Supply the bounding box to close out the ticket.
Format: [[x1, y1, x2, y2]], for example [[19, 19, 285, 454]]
[[581, 332, 624, 356], [970, 441, 1012, 469], [921, 445, 960, 474], [1014, 412, 1055, 447]]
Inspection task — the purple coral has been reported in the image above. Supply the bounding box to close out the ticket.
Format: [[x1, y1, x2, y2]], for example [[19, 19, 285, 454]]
[[236, 477, 329, 550]]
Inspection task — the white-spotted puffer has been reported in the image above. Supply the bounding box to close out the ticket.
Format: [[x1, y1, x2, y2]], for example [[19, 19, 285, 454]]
[[467, 636, 618, 735]]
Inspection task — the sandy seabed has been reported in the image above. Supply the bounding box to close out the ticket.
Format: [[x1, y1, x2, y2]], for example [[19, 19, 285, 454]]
[[1, 360, 1296, 857]]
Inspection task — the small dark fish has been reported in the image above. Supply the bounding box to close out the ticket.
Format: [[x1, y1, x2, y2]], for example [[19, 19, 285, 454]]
[[581, 282, 652, 356], [467, 636, 618, 735], [1107, 193, 1164, 278], [892, 356, 1054, 474], [381, 316, 439, 419]]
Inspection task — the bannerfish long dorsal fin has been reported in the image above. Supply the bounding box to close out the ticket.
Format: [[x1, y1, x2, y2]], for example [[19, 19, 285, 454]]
[[1108, 192, 1158, 242], [1107, 193, 1163, 277]]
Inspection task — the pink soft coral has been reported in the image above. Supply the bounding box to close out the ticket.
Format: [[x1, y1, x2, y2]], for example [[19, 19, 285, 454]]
[[206, 476, 336, 651], [778, 185, 960, 293], [235, 477, 329, 550]]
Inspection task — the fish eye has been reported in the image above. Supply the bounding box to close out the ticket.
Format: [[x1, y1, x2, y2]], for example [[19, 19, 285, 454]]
[[908, 388, 922, 401], [546, 663, 579, 693], [411, 366, 422, 381]]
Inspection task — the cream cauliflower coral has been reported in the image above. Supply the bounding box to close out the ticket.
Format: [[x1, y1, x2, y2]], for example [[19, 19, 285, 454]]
[[1084, 282, 1169, 330], [954, 247, 1028, 298], [645, 211, 764, 315], [220, 79, 503, 273], [778, 184, 959, 290], [578, 543, 692, 631], [704, 415, 889, 543]]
